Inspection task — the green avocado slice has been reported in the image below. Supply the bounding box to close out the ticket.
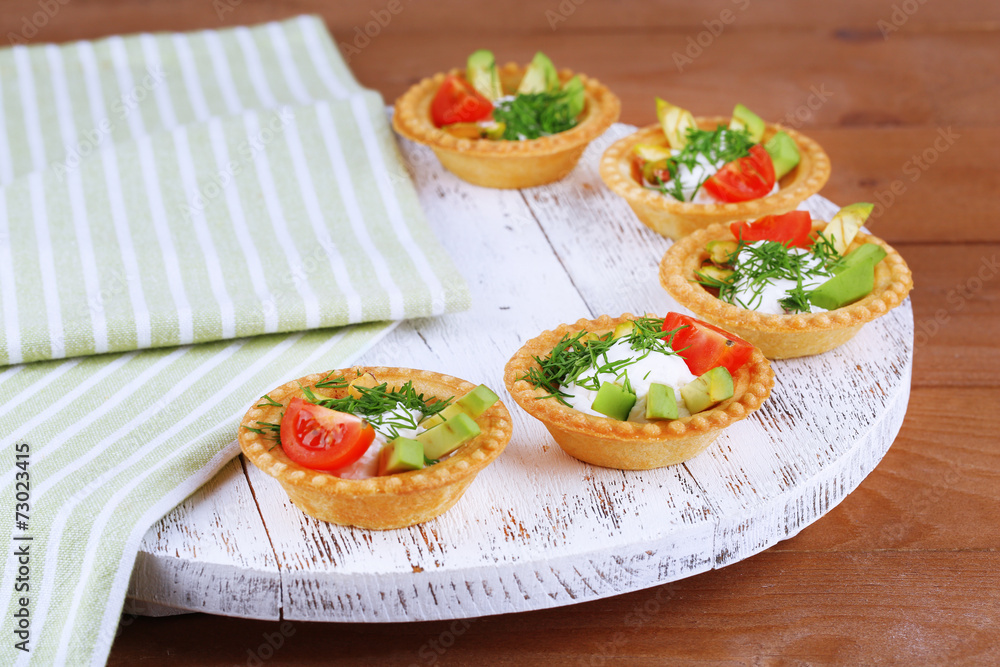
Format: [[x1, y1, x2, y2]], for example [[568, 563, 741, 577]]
[[834, 243, 887, 276], [591, 382, 636, 421], [561, 75, 585, 118], [729, 103, 765, 143], [808, 261, 876, 310], [517, 51, 560, 94], [417, 412, 481, 460], [378, 438, 425, 476], [680, 367, 734, 415], [764, 131, 801, 180], [419, 384, 499, 429], [645, 383, 679, 420], [467, 49, 503, 101]]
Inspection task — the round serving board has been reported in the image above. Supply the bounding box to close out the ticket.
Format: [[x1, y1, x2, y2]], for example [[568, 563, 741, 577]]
[[125, 124, 913, 621]]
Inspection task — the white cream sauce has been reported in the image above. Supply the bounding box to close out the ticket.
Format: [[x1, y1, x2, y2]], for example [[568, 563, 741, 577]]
[[332, 406, 424, 480], [729, 242, 831, 315], [562, 338, 697, 421]]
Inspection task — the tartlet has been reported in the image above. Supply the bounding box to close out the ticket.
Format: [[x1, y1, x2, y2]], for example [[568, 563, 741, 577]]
[[392, 62, 620, 189], [503, 314, 773, 470], [659, 222, 914, 359], [238, 366, 512, 530], [600, 119, 830, 240]]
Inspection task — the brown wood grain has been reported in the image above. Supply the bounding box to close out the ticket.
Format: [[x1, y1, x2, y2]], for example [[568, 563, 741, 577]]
[[905, 245, 1000, 387], [0, 0, 990, 664], [2, 3, 996, 130], [3, 0, 999, 41], [811, 130, 1000, 244], [108, 551, 1000, 666], [773, 388, 1000, 552], [341, 31, 998, 130]]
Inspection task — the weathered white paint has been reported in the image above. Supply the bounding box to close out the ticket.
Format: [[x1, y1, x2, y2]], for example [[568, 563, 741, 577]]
[[125, 457, 281, 618], [127, 124, 913, 621]]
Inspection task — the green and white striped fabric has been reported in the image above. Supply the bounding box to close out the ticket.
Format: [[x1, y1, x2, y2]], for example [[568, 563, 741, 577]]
[[0, 15, 469, 666], [0, 15, 468, 365]]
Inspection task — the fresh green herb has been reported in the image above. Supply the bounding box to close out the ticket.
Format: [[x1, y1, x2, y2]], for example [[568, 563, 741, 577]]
[[647, 125, 756, 202], [241, 418, 283, 450], [305, 375, 452, 440], [243, 420, 281, 435], [809, 231, 843, 270], [694, 267, 738, 302], [493, 90, 580, 140], [778, 284, 812, 313], [314, 372, 351, 390], [255, 394, 282, 408], [520, 317, 685, 407], [696, 238, 839, 314]]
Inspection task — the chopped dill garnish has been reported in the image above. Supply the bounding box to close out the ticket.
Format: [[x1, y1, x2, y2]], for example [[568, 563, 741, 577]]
[[304, 375, 452, 440], [647, 124, 756, 202], [243, 394, 284, 447], [255, 394, 282, 408], [243, 420, 281, 435], [695, 235, 841, 314], [778, 284, 812, 313], [493, 90, 579, 140], [694, 267, 737, 302], [241, 417, 282, 450], [520, 316, 685, 407], [314, 371, 351, 390], [809, 230, 843, 270]]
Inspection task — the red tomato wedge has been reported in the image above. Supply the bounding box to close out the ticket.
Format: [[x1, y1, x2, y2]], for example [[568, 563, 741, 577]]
[[430, 75, 494, 128], [730, 210, 813, 248], [702, 145, 776, 203], [661, 313, 755, 376], [280, 398, 376, 471]]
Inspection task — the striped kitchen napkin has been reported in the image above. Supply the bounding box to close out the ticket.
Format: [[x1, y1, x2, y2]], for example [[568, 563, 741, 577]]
[[0, 15, 468, 666], [0, 15, 468, 365]]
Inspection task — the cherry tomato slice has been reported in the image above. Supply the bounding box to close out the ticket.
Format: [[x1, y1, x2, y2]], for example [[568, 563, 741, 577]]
[[280, 397, 376, 471], [703, 145, 777, 203], [661, 312, 755, 376], [730, 210, 813, 248], [430, 75, 494, 128]]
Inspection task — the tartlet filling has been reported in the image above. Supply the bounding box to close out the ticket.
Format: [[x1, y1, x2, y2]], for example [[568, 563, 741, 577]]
[[727, 241, 833, 315], [335, 405, 425, 480], [521, 315, 753, 424], [562, 338, 697, 420]]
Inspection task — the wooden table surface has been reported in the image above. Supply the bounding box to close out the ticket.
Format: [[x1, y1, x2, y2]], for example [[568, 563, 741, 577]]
[[2, 1, 996, 664]]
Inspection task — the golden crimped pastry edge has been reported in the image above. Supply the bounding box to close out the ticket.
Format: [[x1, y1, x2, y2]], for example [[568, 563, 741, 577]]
[[658, 222, 914, 358], [503, 313, 773, 469], [392, 63, 620, 188], [599, 120, 831, 239], [239, 367, 512, 529]]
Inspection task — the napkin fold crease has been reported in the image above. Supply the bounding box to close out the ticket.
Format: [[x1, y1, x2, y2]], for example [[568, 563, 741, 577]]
[[0, 15, 468, 666]]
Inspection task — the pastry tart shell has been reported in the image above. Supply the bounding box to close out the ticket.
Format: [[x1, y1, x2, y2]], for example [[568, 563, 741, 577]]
[[239, 367, 512, 530], [392, 63, 620, 189], [503, 314, 773, 470], [659, 222, 914, 359], [600, 119, 830, 240]]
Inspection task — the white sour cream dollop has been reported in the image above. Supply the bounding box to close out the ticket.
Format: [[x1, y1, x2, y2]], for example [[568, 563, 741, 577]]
[[729, 242, 831, 315], [332, 406, 424, 480], [654, 148, 780, 204], [562, 338, 697, 421]]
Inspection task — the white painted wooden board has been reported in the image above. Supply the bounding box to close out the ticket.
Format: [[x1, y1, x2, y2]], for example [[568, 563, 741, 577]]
[[125, 124, 913, 621]]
